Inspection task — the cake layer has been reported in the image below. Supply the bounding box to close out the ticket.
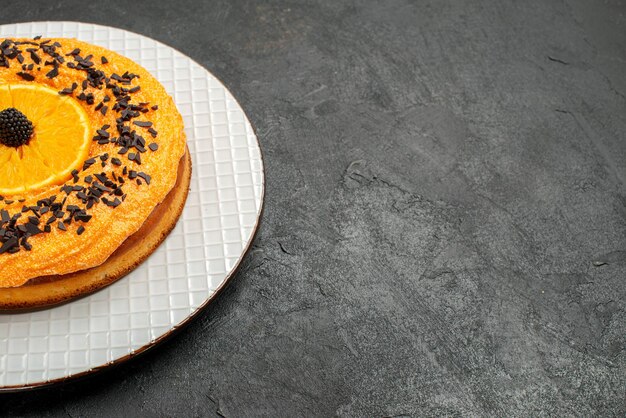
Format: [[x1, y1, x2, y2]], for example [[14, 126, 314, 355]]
[[0, 148, 190, 310], [0, 38, 186, 285]]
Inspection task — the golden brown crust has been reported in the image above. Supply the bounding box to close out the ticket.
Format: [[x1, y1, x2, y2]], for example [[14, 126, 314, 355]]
[[0, 148, 191, 311]]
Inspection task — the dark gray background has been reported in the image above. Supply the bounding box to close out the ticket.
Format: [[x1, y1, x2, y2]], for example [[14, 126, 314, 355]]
[[1, 0, 625, 416]]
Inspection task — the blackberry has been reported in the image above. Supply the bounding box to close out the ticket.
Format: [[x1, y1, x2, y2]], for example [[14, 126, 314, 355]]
[[0, 108, 34, 147]]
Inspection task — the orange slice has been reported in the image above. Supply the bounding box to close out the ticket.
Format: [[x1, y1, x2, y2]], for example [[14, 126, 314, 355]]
[[0, 84, 90, 195]]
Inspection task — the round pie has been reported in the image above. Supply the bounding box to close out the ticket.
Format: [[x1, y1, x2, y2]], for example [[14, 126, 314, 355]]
[[0, 37, 189, 309]]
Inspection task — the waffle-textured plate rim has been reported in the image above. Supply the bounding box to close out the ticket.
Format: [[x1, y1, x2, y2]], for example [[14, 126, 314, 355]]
[[0, 21, 265, 392]]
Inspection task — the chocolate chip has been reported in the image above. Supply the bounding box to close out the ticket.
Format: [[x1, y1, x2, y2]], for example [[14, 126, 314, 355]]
[[82, 158, 96, 170], [138, 172, 151, 185], [16, 71, 35, 81], [0, 237, 18, 254], [45, 66, 59, 78], [29, 50, 41, 64]]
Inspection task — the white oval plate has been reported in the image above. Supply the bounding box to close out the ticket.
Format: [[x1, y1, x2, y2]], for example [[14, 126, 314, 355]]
[[0, 21, 264, 390]]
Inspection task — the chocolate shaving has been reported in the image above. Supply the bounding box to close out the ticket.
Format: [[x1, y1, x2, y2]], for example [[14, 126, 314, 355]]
[[45, 66, 59, 78], [16, 71, 35, 81]]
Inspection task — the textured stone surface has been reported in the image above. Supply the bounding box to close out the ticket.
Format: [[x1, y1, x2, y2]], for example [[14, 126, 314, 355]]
[[1, 0, 625, 416]]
